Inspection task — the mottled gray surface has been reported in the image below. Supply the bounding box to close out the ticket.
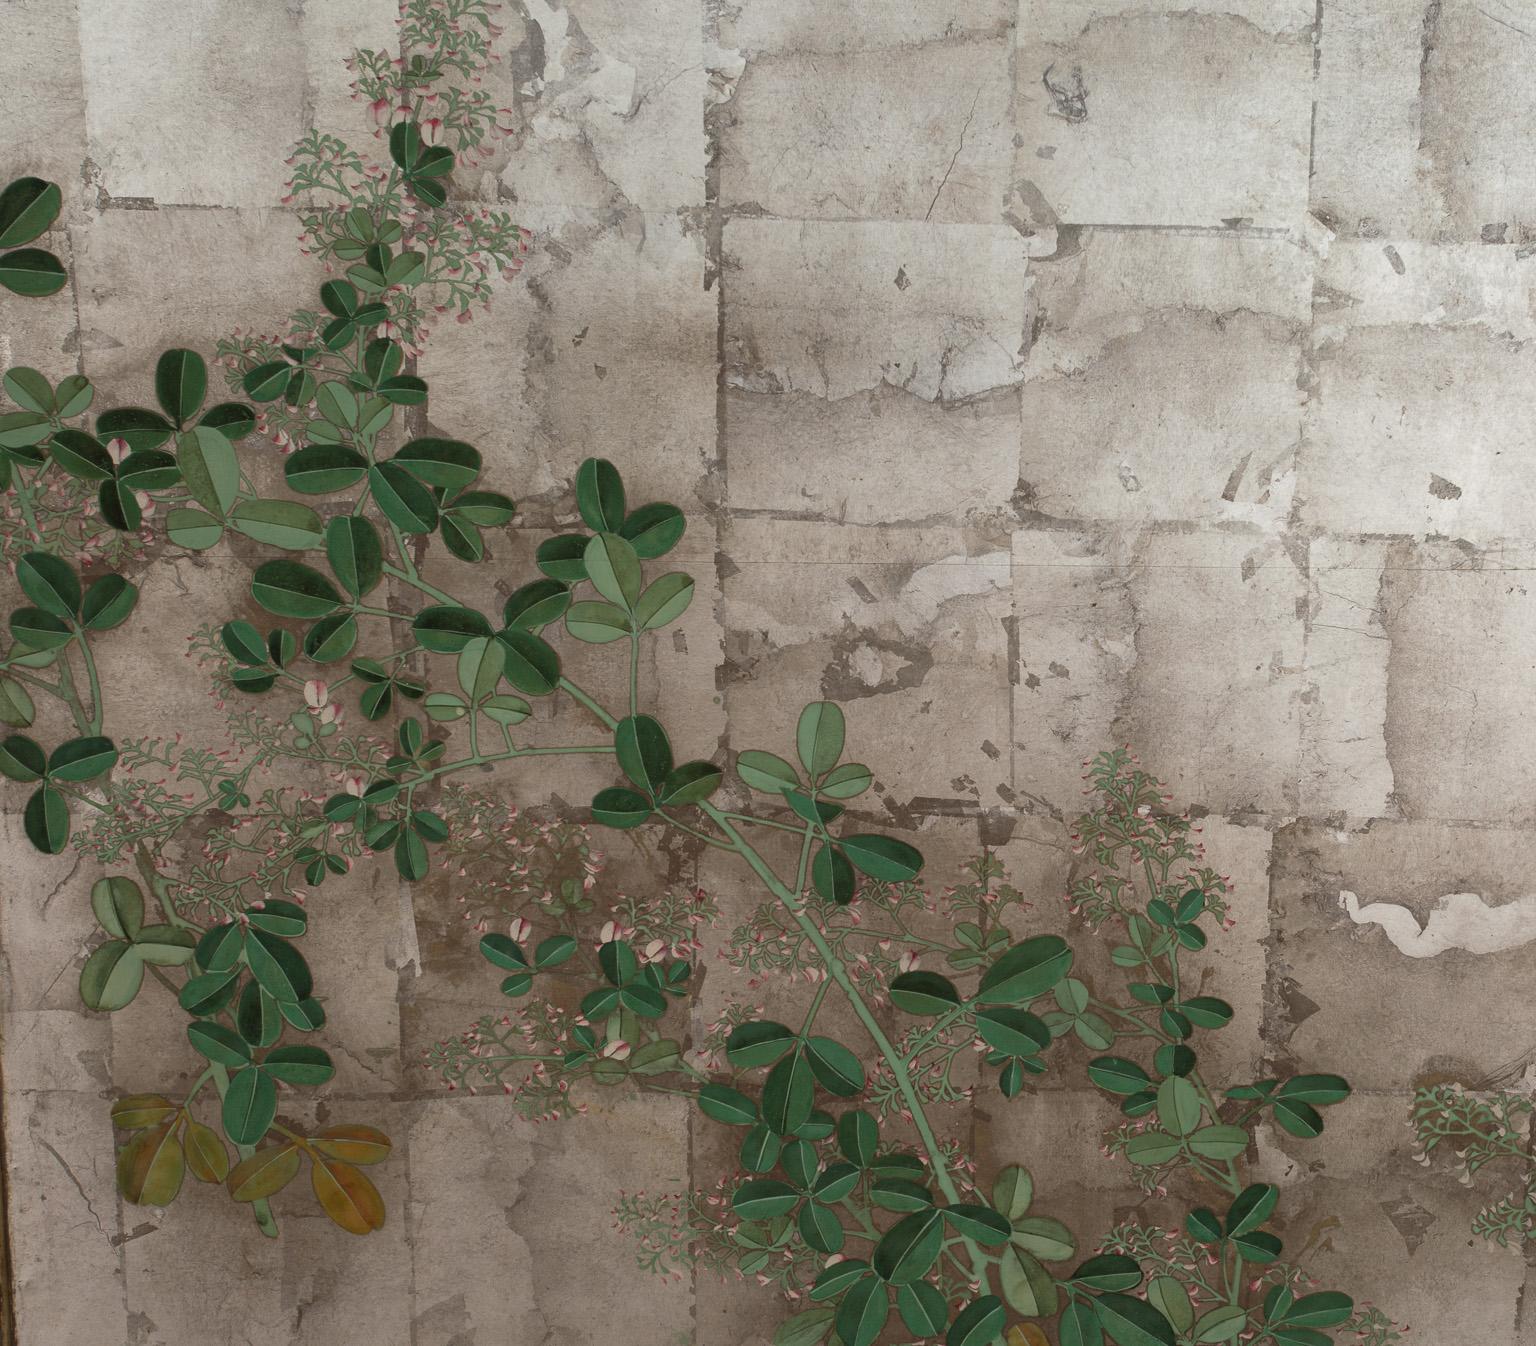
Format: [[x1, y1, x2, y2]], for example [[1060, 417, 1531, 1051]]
[[6, 0, 1536, 1342]]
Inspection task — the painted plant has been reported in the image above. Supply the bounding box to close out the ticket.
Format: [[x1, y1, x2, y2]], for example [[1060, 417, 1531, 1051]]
[[0, 3, 1400, 1345]]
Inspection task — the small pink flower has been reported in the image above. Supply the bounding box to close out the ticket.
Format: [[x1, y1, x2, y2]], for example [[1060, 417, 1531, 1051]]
[[304, 679, 328, 710], [601, 1040, 631, 1062], [105, 437, 130, 466], [508, 916, 531, 942], [898, 951, 920, 973], [342, 772, 366, 797], [368, 98, 391, 127], [392, 104, 413, 127], [421, 118, 444, 146]]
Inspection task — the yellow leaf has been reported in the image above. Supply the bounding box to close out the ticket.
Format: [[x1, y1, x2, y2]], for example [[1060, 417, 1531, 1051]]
[[1006, 1326, 1050, 1346], [117, 1123, 185, 1206], [226, 1143, 300, 1202], [183, 1121, 230, 1183], [311, 1156, 386, 1235], [110, 1093, 177, 1130], [310, 1123, 392, 1166]]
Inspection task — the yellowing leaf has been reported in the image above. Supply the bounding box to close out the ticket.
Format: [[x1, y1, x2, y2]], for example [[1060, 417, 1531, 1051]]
[[1006, 1326, 1050, 1346], [226, 1143, 301, 1202], [183, 1121, 230, 1183], [310, 1124, 392, 1166], [109, 1093, 176, 1130], [117, 1123, 185, 1206], [311, 1155, 386, 1235]]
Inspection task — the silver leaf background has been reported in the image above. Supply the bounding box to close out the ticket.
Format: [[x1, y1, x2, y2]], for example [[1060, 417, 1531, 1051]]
[[4, 0, 1536, 1341]]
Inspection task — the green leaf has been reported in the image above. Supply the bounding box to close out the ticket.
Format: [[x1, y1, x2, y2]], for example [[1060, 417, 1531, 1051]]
[[818, 762, 872, 799], [565, 600, 631, 643], [1147, 1278, 1194, 1334], [156, 349, 206, 426], [1226, 1183, 1279, 1237], [132, 924, 195, 966], [199, 401, 255, 440], [229, 498, 324, 550], [450, 489, 516, 527], [393, 437, 480, 490], [262, 1045, 335, 1086], [413, 604, 492, 653], [896, 1281, 948, 1337], [370, 460, 438, 533], [763, 1049, 814, 1135], [165, 508, 223, 550], [992, 1164, 1033, 1221], [179, 964, 239, 1020], [977, 936, 1073, 1006], [799, 1200, 843, 1254], [179, 425, 240, 516], [9, 606, 72, 650], [1088, 1057, 1151, 1096], [1191, 1307, 1248, 1344], [835, 1276, 889, 1346], [303, 612, 357, 663], [946, 1295, 1004, 1346], [1277, 1074, 1350, 1105], [1180, 996, 1233, 1029], [804, 1036, 865, 1096], [698, 1083, 757, 1126], [1124, 1131, 1183, 1166], [48, 429, 114, 480], [245, 929, 313, 1003], [811, 842, 856, 904], [81, 574, 138, 630], [221, 620, 267, 665], [16, 551, 80, 618], [1187, 1124, 1250, 1159], [888, 970, 961, 1016], [838, 833, 923, 882], [481, 693, 531, 726], [731, 1178, 799, 1219], [195, 921, 244, 973], [285, 444, 368, 493], [222, 1067, 277, 1146], [615, 714, 672, 795], [773, 1307, 834, 1346], [1271, 1098, 1325, 1138], [536, 533, 589, 582], [634, 572, 694, 630], [3, 366, 52, 413], [619, 501, 685, 557], [873, 1209, 943, 1284], [246, 899, 307, 938], [1156, 1076, 1202, 1137], [726, 1020, 799, 1069], [502, 580, 571, 631], [591, 786, 650, 829], [576, 457, 626, 532], [1072, 1255, 1143, 1293], [251, 560, 342, 619], [584, 532, 642, 609], [1011, 1216, 1075, 1262], [659, 761, 722, 805], [1060, 1301, 1106, 1346], [944, 1203, 1011, 1245], [1093, 1294, 1176, 1346], [736, 749, 799, 794], [837, 1110, 879, 1167], [976, 1006, 1051, 1058], [187, 1020, 252, 1068], [0, 677, 35, 728], [457, 636, 505, 702], [1282, 1292, 1353, 1328], [495, 629, 560, 695], [0, 177, 62, 248], [796, 701, 845, 777], [24, 783, 68, 851], [236, 981, 282, 1048], [79, 940, 143, 1011], [0, 247, 66, 296]]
